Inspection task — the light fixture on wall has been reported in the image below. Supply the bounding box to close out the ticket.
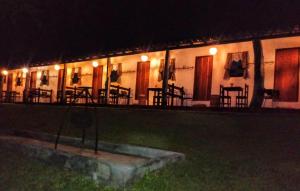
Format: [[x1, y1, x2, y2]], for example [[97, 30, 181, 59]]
[[92, 61, 99, 68], [1, 70, 8, 75], [54, 64, 60, 71], [141, 55, 149, 62], [22, 67, 29, 73], [112, 64, 118, 71], [209, 47, 218, 55], [37, 71, 42, 79]]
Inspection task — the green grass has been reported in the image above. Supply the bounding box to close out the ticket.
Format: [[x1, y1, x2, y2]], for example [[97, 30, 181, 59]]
[[0, 107, 300, 190]]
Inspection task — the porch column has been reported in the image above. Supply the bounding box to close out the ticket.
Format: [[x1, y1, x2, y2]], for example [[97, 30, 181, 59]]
[[162, 49, 170, 108], [60, 63, 67, 104], [105, 57, 111, 104], [0, 71, 3, 102], [23, 69, 31, 103], [250, 39, 264, 108]]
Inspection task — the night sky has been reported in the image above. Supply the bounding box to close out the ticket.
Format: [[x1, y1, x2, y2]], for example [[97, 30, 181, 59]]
[[0, 0, 300, 67]]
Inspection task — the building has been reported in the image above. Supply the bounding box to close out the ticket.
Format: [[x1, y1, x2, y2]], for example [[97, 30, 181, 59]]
[[1, 30, 300, 109]]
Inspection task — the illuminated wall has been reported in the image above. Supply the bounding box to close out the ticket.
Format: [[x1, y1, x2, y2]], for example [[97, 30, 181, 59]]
[[171, 41, 254, 106], [109, 51, 165, 105], [4, 36, 300, 108], [262, 36, 300, 108]]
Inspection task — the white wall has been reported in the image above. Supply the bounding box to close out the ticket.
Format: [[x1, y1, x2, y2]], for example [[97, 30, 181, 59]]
[[6, 36, 300, 108], [171, 41, 254, 106], [262, 36, 300, 108]]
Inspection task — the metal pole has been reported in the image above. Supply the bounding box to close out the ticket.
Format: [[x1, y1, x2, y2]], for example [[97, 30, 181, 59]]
[[94, 106, 98, 154], [23, 69, 31, 103], [162, 49, 170, 108], [0, 71, 3, 102], [250, 39, 264, 108], [105, 57, 111, 104], [60, 63, 67, 104]]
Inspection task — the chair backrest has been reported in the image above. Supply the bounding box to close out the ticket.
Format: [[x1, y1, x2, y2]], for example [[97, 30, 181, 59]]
[[219, 85, 224, 96], [263, 89, 280, 99], [168, 83, 185, 97], [180, 87, 185, 97], [244, 84, 249, 97], [110, 85, 130, 96], [98, 88, 106, 97]]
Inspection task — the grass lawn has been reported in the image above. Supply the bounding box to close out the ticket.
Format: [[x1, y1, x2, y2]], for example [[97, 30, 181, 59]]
[[0, 106, 300, 190]]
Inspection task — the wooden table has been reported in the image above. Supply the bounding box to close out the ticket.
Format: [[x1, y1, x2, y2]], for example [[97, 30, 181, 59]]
[[77, 86, 94, 104], [65, 86, 94, 104], [147, 88, 163, 106], [221, 86, 243, 107], [222, 86, 243, 95], [1, 91, 19, 103]]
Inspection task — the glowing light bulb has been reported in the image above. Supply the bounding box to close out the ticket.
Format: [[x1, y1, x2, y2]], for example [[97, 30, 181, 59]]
[[92, 61, 99, 68], [209, 47, 218, 55], [2, 70, 8, 75], [141, 55, 149, 62], [54, 64, 60, 71], [22, 68, 29, 73]]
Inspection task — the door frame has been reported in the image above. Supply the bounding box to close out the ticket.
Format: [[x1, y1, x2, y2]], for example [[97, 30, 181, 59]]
[[274, 48, 299, 102], [193, 55, 213, 101], [7, 73, 13, 92], [135, 61, 150, 104], [92, 65, 103, 98], [30, 71, 37, 89]]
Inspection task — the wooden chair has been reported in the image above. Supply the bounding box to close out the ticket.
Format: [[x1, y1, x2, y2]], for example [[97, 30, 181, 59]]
[[110, 85, 131, 105], [262, 89, 280, 108], [1, 91, 18, 103], [236, 84, 249, 108], [153, 90, 163, 106], [97, 89, 106, 104], [167, 83, 191, 107], [28, 88, 53, 103], [219, 85, 231, 108], [97, 85, 131, 105]]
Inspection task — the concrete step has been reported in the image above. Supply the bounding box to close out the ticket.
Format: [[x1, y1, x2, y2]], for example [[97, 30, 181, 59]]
[[0, 133, 185, 188]]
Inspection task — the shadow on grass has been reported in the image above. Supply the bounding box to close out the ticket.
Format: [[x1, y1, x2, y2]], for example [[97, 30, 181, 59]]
[[0, 105, 300, 190]]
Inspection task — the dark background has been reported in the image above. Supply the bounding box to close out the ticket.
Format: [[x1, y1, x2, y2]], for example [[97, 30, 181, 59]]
[[0, 0, 300, 67]]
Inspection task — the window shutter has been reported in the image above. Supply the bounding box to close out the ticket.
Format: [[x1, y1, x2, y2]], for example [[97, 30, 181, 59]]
[[78, 67, 82, 85], [117, 63, 122, 83], [71, 68, 75, 85], [158, 59, 164, 82], [169, 59, 176, 81]]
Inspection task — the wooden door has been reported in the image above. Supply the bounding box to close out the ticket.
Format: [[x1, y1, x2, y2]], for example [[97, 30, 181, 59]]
[[57, 69, 64, 91], [193, 56, 213, 100], [7, 73, 13, 92], [30, 71, 37, 89], [135, 61, 150, 104], [274, 48, 299, 102], [92, 66, 103, 97]]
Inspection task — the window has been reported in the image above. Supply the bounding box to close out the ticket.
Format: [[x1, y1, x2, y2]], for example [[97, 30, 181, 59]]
[[169, 58, 176, 81], [1, 75, 6, 84], [71, 67, 81, 85], [158, 58, 176, 81], [110, 63, 122, 83], [224, 52, 249, 79], [230, 60, 243, 77], [40, 70, 49, 86], [16, 72, 23, 86]]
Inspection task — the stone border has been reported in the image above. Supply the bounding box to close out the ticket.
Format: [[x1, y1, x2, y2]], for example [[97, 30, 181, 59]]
[[0, 128, 185, 188]]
